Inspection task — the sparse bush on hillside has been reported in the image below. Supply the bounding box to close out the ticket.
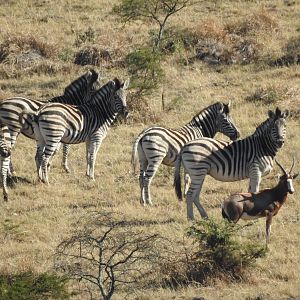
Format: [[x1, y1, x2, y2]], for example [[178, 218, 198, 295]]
[[0, 35, 58, 66], [245, 85, 295, 105], [0, 34, 65, 77], [271, 36, 300, 67], [164, 10, 279, 66], [0, 271, 71, 300], [225, 10, 279, 36], [245, 86, 280, 105], [74, 27, 98, 47], [162, 219, 266, 285], [54, 212, 163, 300], [74, 45, 112, 67]]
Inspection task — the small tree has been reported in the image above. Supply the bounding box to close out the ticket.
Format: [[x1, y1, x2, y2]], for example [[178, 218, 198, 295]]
[[113, 0, 193, 50], [54, 212, 162, 300], [113, 0, 196, 114]]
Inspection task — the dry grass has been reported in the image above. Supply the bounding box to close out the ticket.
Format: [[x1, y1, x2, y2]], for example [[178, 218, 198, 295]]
[[0, 0, 300, 299]]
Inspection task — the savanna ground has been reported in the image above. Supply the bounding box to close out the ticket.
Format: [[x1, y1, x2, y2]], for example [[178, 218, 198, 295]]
[[0, 0, 299, 299]]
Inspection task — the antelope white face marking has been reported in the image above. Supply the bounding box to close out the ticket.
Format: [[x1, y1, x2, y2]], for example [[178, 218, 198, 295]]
[[287, 179, 294, 193]]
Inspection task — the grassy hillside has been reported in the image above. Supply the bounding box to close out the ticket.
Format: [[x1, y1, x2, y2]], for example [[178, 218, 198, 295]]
[[0, 0, 299, 299]]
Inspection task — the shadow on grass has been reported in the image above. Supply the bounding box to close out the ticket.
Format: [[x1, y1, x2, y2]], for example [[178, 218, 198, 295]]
[[6, 176, 33, 188]]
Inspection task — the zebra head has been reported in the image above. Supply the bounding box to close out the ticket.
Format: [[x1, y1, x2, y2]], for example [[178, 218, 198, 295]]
[[110, 78, 130, 118], [267, 107, 289, 148], [63, 69, 100, 102], [216, 102, 240, 141]]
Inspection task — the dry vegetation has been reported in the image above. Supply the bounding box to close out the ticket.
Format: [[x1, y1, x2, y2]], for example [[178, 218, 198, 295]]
[[0, 0, 300, 299]]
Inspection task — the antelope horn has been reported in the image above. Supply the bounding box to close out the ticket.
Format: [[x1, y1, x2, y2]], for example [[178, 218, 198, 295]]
[[289, 157, 295, 174], [274, 158, 287, 175]]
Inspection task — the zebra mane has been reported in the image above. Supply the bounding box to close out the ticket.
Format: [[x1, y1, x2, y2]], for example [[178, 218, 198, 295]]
[[253, 117, 272, 136], [63, 70, 98, 96], [191, 102, 223, 122]]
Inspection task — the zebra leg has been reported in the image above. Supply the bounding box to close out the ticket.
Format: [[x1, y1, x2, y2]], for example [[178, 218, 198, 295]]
[[1, 156, 10, 201], [35, 144, 44, 178], [187, 176, 207, 219], [186, 190, 195, 220], [184, 172, 191, 198], [62, 144, 71, 173], [137, 149, 148, 205], [248, 170, 261, 193], [142, 157, 164, 205], [86, 138, 103, 180], [39, 140, 59, 184]]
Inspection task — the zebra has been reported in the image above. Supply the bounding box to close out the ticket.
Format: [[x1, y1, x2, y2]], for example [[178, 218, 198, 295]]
[[31, 77, 129, 184], [131, 102, 240, 206], [174, 107, 289, 220], [0, 69, 99, 175], [0, 124, 12, 201]]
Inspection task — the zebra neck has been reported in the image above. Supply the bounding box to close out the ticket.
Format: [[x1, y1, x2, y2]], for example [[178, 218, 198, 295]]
[[188, 111, 217, 138], [254, 134, 279, 158]]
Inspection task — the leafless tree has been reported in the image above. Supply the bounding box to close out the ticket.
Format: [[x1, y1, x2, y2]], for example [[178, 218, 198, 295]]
[[54, 212, 162, 300]]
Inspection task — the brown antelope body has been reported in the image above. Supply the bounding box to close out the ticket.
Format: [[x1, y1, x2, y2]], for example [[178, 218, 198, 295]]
[[222, 159, 298, 247]]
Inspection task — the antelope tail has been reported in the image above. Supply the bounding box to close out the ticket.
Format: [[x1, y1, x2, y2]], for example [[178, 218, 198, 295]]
[[174, 154, 183, 201]]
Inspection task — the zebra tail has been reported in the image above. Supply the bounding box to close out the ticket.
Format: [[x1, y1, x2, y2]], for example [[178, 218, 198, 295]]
[[19, 110, 38, 126], [174, 155, 183, 201], [131, 135, 140, 174]]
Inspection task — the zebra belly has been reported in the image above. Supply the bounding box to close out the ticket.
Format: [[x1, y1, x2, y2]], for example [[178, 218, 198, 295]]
[[209, 169, 247, 182]]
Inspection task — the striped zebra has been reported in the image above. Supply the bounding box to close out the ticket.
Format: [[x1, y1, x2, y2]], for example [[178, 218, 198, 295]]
[[0, 69, 99, 174], [32, 77, 129, 184], [0, 125, 12, 201], [174, 107, 289, 220], [131, 102, 240, 205]]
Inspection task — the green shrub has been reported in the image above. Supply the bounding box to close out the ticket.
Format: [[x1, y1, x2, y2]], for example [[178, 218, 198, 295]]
[[163, 219, 266, 286], [0, 271, 71, 300], [187, 219, 266, 280], [125, 47, 163, 96]]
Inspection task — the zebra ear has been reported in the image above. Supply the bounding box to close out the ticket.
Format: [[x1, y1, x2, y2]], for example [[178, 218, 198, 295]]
[[281, 109, 289, 119], [90, 69, 99, 83], [268, 110, 275, 119], [113, 78, 121, 90], [122, 78, 130, 90], [223, 103, 230, 114]]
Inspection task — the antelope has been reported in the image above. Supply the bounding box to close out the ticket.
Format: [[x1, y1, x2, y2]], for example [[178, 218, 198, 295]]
[[221, 158, 298, 247]]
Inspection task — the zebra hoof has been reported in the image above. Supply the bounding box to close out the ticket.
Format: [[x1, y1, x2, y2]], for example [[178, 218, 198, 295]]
[[64, 168, 70, 173]]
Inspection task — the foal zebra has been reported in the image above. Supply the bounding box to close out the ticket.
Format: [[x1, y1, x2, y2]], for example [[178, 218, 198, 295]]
[[132, 102, 240, 205], [32, 78, 129, 184], [174, 107, 289, 220], [0, 69, 99, 173]]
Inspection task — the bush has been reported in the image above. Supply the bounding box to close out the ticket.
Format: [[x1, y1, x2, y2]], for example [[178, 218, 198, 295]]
[[163, 219, 266, 285], [0, 271, 71, 300], [0, 34, 58, 65], [271, 36, 300, 66], [74, 45, 112, 66], [245, 86, 280, 105]]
